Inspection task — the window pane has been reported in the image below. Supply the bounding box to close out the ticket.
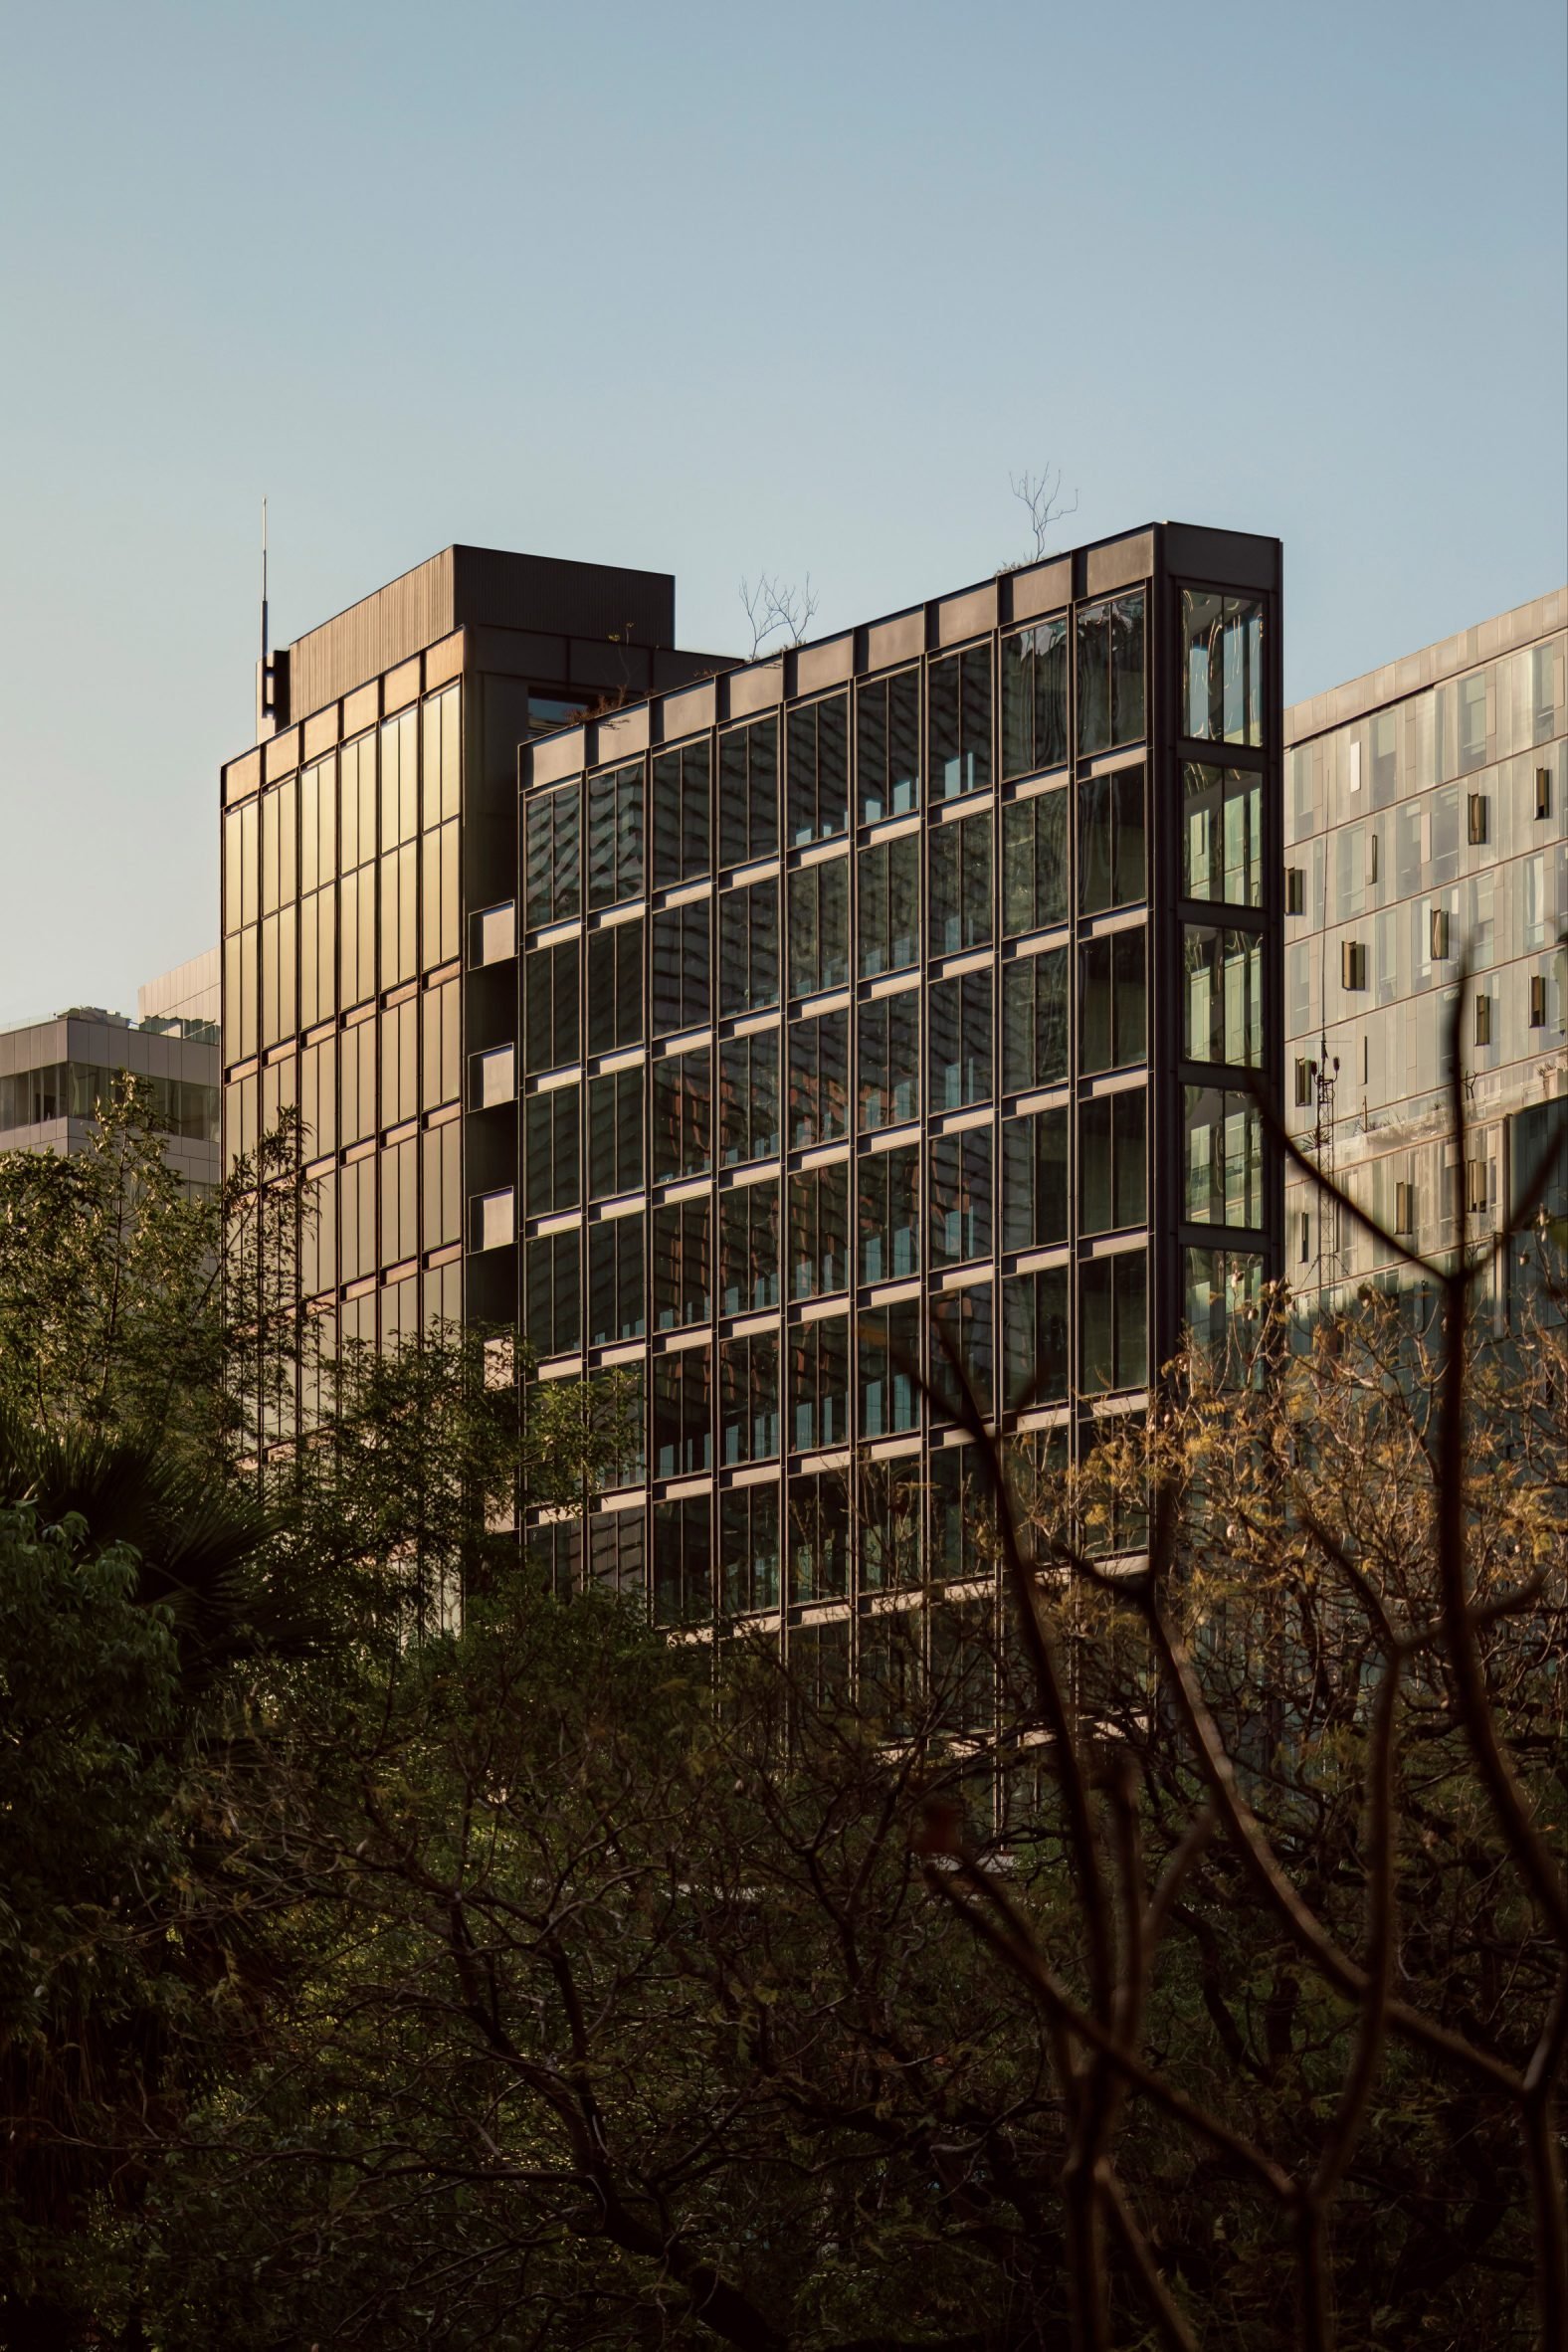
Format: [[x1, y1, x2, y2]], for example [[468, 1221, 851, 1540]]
[[1183, 1086, 1264, 1228], [929, 1282, 993, 1421], [1182, 590, 1266, 747], [1080, 930, 1146, 1075], [1002, 949, 1068, 1092], [525, 784, 581, 929], [787, 1010, 850, 1147], [1002, 791, 1067, 934], [929, 646, 993, 800], [1001, 618, 1069, 778], [859, 993, 920, 1130], [789, 860, 849, 996], [929, 813, 993, 955], [718, 716, 778, 867], [929, 971, 993, 1111], [1182, 926, 1263, 1067], [858, 671, 920, 822], [718, 1031, 780, 1166], [651, 902, 711, 1036], [1078, 593, 1145, 757], [858, 1302, 921, 1440], [930, 1128, 993, 1267], [858, 1144, 920, 1283], [718, 878, 779, 1016], [859, 832, 919, 976], [652, 740, 712, 886], [788, 695, 849, 845]]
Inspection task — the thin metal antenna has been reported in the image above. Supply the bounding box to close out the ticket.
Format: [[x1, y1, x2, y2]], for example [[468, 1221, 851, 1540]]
[[261, 494, 269, 675]]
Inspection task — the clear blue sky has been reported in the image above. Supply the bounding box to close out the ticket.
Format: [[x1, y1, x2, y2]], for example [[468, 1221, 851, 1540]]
[[1, 0, 1564, 1022]]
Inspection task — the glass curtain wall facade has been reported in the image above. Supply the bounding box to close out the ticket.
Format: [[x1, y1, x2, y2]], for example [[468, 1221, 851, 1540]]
[[220, 545, 725, 1437], [1283, 589, 1568, 1315], [223, 682, 469, 1403], [507, 524, 1283, 1657]]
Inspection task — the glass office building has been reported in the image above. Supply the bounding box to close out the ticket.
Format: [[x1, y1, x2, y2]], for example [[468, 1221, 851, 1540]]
[[1283, 588, 1568, 1314], [501, 523, 1284, 1636], [218, 544, 724, 1428]]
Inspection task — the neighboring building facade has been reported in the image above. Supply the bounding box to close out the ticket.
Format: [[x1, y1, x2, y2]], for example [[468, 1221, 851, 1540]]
[[139, 947, 220, 1034], [0, 989, 220, 1191], [1283, 590, 1568, 1314], [218, 543, 725, 1405], [504, 522, 1283, 1635]]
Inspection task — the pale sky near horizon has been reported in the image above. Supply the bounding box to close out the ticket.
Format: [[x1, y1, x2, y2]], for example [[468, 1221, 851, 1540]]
[[1, 0, 1564, 1023]]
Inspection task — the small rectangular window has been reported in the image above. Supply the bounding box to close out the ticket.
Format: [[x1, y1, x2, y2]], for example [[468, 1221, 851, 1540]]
[[858, 993, 920, 1130], [717, 716, 779, 868], [651, 1049, 712, 1182], [1002, 948, 1069, 1092], [1078, 593, 1146, 757], [1001, 1105, 1069, 1251], [929, 969, 994, 1110], [928, 644, 993, 800], [1001, 1265, 1070, 1409], [1535, 765, 1553, 820], [788, 1162, 850, 1299], [1000, 618, 1069, 778], [1183, 927, 1262, 1067], [1080, 1087, 1147, 1235], [1465, 1158, 1489, 1215], [523, 1081, 578, 1214], [718, 1032, 781, 1166], [1394, 1181, 1415, 1235], [1180, 589, 1265, 747], [587, 1067, 643, 1200], [787, 859, 849, 997], [1293, 1057, 1316, 1107], [524, 1229, 581, 1358], [787, 694, 850, 845], [585, 1213, 649, 1345], [1079, 764, 1146, 913], [719, 1178, 780, 1314], [1429, 907, 1451, 961], [653, 1195, 712, 1330], [651, 739, 712, 887], [1284, 866, 1304, 915], [651, 901, 711, 1037], [1079, 1249, 1146, 1395], [1341, 939, 1367, 991], [857, 671, 920, 823], [858, 1144, 920, 1283], [524, 939, 580, 1074], [929, 811, 994, 954], [787, 1010, 849, 1148], [1467, 793, 1489, 846], [858, 832, 920, 976], [717, 878, 779, 1016], [524, 784, 581, 929], [1473, 993, 1491, 1047], [586, 918, 645, 1057], [587, 761, 645, 909], [1297, 1210, 1310, 1263], [1081, 930, 1147, 1074], [929, 1126, 994, 1268], [1529, 973, 1547, 1028], [1182, 1085, 1262, 1229], [1001, 791, 1068, 934]]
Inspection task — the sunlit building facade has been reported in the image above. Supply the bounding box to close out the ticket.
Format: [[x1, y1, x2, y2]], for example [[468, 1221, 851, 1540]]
[[1283, 589, 1568, 1315], [504, 523, 1284, 1645], [218, 545, 724, 1427]]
